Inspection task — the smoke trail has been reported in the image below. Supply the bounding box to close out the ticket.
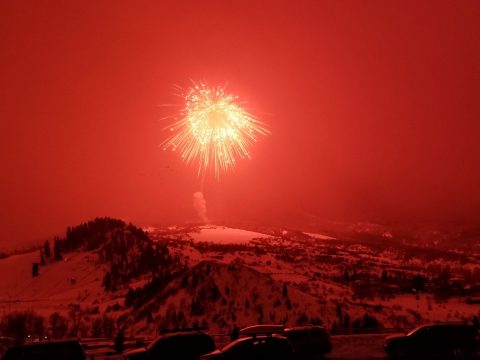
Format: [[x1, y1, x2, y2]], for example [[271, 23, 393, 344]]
[[193, 191, 209, 223]]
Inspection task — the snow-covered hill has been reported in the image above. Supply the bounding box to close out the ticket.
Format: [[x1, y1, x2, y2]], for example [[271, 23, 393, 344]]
[[1, 220, 480, 340], [0, 251, 106, 315]]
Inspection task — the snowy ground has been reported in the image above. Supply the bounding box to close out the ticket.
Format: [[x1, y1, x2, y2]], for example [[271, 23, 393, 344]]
[[189, 226, 272, 244], [1, 224, 480, 340], [328, 334, 389, 359], [0, 251, 106, 315], [305, 232, 336, 240]]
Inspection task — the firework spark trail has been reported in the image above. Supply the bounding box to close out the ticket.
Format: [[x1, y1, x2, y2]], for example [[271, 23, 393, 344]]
[[162, 82, 269, 178]]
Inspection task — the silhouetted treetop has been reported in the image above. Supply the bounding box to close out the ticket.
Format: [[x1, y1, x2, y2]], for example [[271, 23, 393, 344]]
[[61, 217, 130, 252], [53, 217, 182, 292]]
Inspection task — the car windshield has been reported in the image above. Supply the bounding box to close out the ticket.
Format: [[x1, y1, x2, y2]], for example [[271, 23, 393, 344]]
[[222, 339, 248, 352], [221, 341, 241, 352], [407, 326, 428, 337], [287, 331, 309, 341], [146, 338, 158, 351]]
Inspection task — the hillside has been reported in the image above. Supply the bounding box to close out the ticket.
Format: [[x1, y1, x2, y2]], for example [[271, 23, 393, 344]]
[[1, 219, 480, 343], [0, 250, 105, 314], [129, 260, 323, 336]]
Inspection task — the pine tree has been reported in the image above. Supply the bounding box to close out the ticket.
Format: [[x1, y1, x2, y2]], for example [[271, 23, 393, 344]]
[[39, 249, 45, 266], [285, 298, 292, 310], [44, 240, 51, 259], [32, 263, 39, 277], [49, 312, 68, 339], [91, 318, 103, 338], [124, 288, 135, 307], [343, 313, 351, 328], [103, 271, 112, 291], [54, 238, 62, 261], [381, 269, 389, 282], [413, 274, 426, 291], [146, 313, 153, 323], [114, 329, 125, 353]]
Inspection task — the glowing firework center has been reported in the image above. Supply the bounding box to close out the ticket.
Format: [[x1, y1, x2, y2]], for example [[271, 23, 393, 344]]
[[163, 83, 268, 177]]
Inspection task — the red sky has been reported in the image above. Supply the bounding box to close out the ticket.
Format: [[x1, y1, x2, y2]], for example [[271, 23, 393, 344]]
[[1, 1, 479, 248]]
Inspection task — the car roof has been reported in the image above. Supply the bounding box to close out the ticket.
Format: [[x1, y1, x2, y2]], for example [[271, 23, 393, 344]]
[[420, 323, 474, 328], [285, 326, 326, 332], [222, 334, 288, 351], [408, 323, 475, 335], [123, 346, 147, 356], [240, 325, 285, 336], [154, 331, 211, 341], [148, 331, 211, 349]]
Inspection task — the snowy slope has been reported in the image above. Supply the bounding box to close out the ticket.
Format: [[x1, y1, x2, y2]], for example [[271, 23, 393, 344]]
[[305, 232, 336, 240], [0, 251, 106, 315], [1, 222, 479, 339]]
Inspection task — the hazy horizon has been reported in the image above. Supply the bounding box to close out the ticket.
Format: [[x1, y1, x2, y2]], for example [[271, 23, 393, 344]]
[[1, 1, 479, 249]]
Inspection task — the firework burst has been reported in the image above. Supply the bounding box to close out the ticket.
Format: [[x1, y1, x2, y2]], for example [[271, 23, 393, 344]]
[[162, 82, 269, 177]]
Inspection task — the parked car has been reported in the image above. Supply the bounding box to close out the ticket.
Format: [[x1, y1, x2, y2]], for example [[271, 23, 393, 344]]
[[384, 323, 480, 359], [285, 326, 332, 359], [0, 337, 16, 359], [201, 325, 294, 360], [122, 331, 215, 360], [200, 335, 294, 360], [1, 340, 86, 360]]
